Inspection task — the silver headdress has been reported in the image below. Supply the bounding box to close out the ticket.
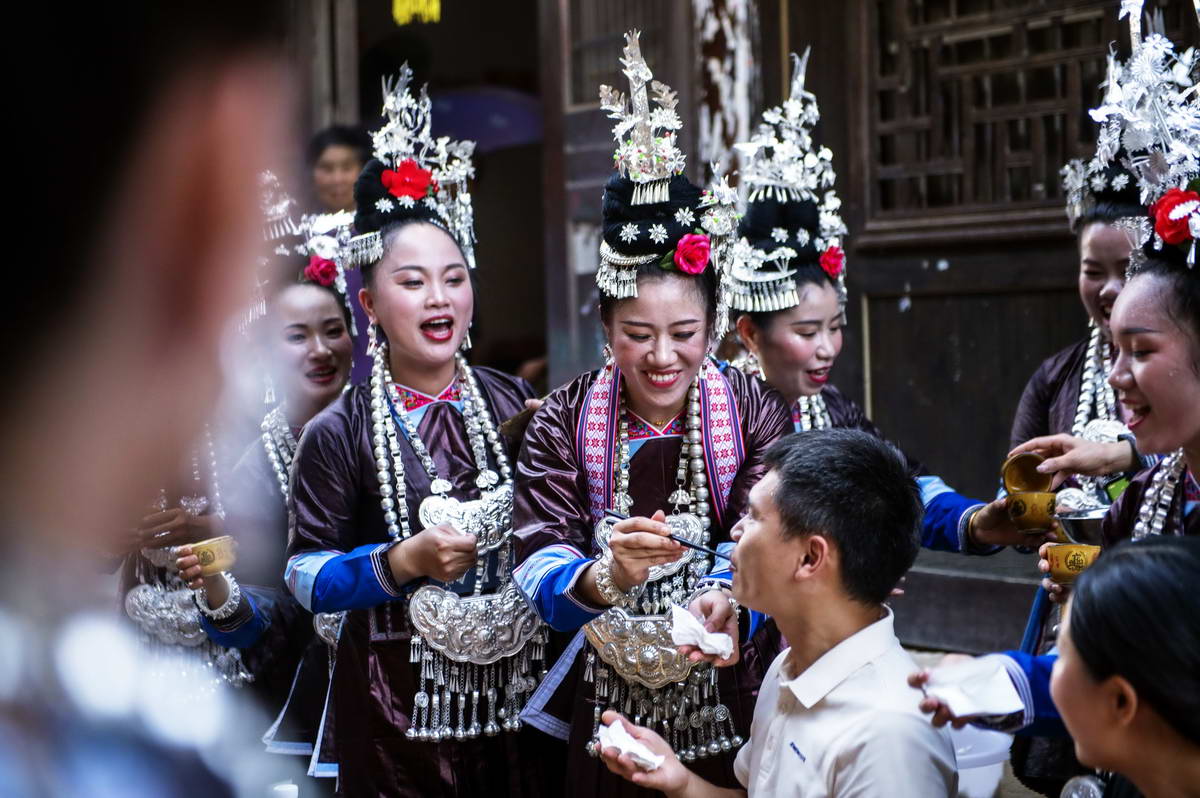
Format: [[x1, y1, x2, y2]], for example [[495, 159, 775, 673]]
[[595, 30, 740, 344], [243, 173, 356, 333], [346, 63, 477, 269], [600, 31, 686, 206], [1088, 3, 1200, 267], [729, 49, 848, 313]]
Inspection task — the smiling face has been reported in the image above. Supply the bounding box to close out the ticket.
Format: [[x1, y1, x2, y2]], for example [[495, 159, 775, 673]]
[[1107, 272, 1200, 455], [1078, 222, 1131, 339], [312, 143, 362, 212], [603, 274, 709, 425], [359, 222, 473, 384], [267, 283, 353, 419], [742, 279, 844, 402]]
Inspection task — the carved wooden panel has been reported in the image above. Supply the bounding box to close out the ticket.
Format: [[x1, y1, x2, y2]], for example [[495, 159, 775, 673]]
[[858, 0, 1195, 248]]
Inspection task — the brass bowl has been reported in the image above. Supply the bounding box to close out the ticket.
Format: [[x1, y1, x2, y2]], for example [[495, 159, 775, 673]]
[[1007, 491, 1057, 531], [191, 535, 237, 577], [1046, 543, 1100, 584], [1055, 508, 1107, 545]]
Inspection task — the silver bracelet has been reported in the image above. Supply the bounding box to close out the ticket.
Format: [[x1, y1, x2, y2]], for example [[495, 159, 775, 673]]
[[194, 573, 241, 621], [593, 550, 638, 609], [685, 581, 739, 615]]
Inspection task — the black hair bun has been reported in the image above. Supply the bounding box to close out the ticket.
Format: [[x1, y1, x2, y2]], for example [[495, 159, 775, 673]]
[[738, 196, 821, 262], [352, 158, 440, 237], [1092, 158, 1141, 209], [601, 173, 704, 256], [1141, 237, 1191, 269]]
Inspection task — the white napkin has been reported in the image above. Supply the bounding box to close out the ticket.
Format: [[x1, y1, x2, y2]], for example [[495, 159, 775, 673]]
[[596, 718, 664, 771], [669, 604, 734, 661], [923, 656, 1024, 718]]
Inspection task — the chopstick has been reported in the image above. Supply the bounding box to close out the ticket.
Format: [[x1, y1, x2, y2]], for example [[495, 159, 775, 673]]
[[603, 509, 732, 562]]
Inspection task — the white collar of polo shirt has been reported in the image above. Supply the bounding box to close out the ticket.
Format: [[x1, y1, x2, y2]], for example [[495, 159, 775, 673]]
[[781, 606, 897, 709]]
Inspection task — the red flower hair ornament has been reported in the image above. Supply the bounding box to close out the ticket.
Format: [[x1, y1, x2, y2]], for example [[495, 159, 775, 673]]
[[673, 233, 711, 274], [1150, 187, 1200, 246], [819, 245, 845, 279], [381, 158, 436, 200], [304, 255, 339, 287]]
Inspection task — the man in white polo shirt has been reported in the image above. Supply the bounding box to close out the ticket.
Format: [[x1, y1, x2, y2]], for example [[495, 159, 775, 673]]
[[599, 429, 958, 797]]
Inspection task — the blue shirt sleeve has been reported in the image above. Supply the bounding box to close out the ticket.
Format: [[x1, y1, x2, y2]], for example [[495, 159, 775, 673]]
[[512, 544, 606, 631], [1000, 651, 1067, 737], [917, 476, 1001, 555], [198, 585, 271, 649], [285, 541, 406, 613]]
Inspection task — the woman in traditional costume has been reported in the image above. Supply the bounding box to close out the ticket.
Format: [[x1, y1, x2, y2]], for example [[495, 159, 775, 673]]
[[174, 176, 355, 784], [511, 32, 791, 797], [283, 66, 552, 797], [725, 50, 1027, 556]]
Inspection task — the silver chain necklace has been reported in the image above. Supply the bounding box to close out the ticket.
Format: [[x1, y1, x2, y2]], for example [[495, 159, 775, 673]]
[[261, 404, 298, 500], [1072, 322, 1117, 438], [369, 345, 512, 541], [613, 379, 711, 529], [794, 393, 831, 431], [1133, 449, 1186, 539]]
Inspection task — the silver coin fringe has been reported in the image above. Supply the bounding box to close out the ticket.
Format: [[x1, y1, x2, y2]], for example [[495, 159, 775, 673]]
[[345, 231, 384, 269], [405, 628, 548, 741], [631, 178, 672, 206], [729, 278, 800, 313], [584, 654, 742, 762], [596, 260, 641, 299]]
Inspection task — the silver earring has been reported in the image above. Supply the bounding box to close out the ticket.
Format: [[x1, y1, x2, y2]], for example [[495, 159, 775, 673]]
[[460, 328, 473, 353], [602, 343, 614, 362], [367, 322, 379, 357], [263, 376, 276, 405]]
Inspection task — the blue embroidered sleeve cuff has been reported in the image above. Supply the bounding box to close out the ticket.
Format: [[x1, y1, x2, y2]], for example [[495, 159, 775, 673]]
[[286, 542, 406, 613], [919, 479, 992, 553], [1000, 651, 1067, 737], [513, 544, 605, 631], [199, 589, 268, 650], [956, 504, 1005, 556]]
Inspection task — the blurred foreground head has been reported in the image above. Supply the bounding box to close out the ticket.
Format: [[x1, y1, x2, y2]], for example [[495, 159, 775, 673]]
[[6, 4, 290, 554]]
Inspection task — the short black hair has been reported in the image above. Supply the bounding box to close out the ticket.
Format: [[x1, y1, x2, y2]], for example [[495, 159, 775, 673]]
[[763, 429, 922, 605], [1070, 536, 1200, 745], [306, 124, 371, 168]]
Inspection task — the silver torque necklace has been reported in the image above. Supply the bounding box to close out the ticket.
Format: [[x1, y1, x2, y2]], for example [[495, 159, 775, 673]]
[[1072, 322, 1117, 438], [369, 345, 512, 541], [262, 404, 298, 501], [1133, 449, 1186, 539]]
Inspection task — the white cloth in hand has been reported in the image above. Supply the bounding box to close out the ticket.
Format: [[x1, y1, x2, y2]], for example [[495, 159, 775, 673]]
[[669, 604, 734, 661], [923, 656, 1024, 718], [596, 718, 664, 771]]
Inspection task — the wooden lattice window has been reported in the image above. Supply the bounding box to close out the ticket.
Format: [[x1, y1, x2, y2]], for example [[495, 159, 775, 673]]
[[858, 0, 1193, 247], [567, 1, 676, 109]]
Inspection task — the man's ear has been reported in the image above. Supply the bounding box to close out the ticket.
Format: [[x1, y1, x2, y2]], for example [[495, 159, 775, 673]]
[[792, 534, 831, 583]]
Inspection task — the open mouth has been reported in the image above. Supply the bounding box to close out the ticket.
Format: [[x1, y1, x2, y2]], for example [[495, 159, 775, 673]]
[[420, 316, 455, 342], [1122, 399, 1149, 430], [644, 370, 681, 390], [806, 367, 831, 384], [307, 365, 338, 385]]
